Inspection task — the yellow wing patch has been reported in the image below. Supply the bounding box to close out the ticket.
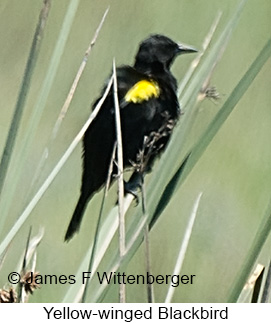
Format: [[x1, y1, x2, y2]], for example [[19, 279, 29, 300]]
[[124, 80, 160, 104]]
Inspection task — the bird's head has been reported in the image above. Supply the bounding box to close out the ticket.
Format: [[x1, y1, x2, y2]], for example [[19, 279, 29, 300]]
[[134, 34, 197, 72]]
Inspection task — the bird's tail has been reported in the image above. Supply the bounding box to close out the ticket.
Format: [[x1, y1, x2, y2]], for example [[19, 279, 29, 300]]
[[64, 194, 89, 242]]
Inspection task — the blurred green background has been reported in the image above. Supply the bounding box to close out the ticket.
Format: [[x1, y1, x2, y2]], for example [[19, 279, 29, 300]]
[[0, 0, 271, 302]]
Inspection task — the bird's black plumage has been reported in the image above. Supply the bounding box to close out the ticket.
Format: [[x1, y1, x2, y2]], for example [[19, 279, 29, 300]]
[[65, 34, 197, 241]]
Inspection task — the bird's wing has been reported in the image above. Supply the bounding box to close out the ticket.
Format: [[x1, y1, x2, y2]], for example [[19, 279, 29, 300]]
[[92, 66, 160, 110]]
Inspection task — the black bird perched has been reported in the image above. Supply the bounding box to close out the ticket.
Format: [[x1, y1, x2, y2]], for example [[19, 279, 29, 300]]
[[65, 34, 197, 241]]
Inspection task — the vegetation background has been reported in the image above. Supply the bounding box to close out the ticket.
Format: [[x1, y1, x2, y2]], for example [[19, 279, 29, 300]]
[[0, 0, 271, 302]]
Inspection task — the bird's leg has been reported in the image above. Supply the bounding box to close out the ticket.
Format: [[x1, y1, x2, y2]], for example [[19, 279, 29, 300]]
[[124, 171, 144, 204]]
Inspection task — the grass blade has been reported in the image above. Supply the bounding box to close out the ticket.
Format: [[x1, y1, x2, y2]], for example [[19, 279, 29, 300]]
[[251, 267, 265, 303], [165, 192, 202, 303], [176, 38, 271, 194], [0, 0, 51, 198], [0, 0, 80, 234], [81, 143, 116, 303], [0, 76, 113, 257], [28, 6, 109, 197], [177, 10, 222, 98], [261, 260, 271, 303], [238, 264, 264, 302], [228, 192, 271, 302], [52, 6, 109, 137], [112, 59, 126, 302]]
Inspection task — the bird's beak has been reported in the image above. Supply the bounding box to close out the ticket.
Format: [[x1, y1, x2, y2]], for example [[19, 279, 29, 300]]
[[177, 43, 198, 54]]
